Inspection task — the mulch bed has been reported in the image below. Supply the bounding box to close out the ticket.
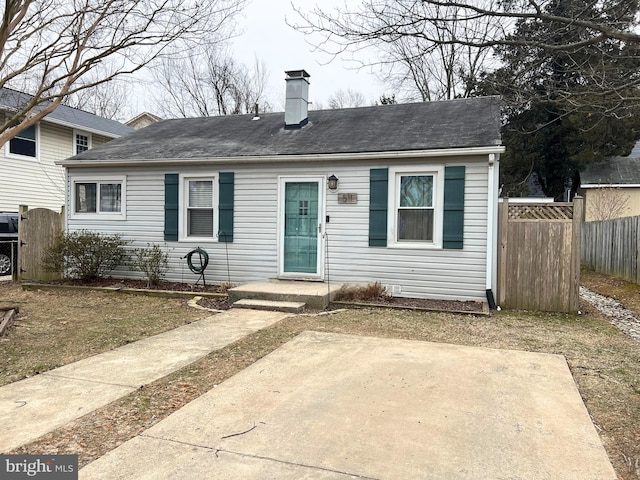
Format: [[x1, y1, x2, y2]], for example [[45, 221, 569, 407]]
[[196, 294, 485, 314], [37, 278, 486, 314], [43, 278, 227, 294], [338, 297, 486, 313]]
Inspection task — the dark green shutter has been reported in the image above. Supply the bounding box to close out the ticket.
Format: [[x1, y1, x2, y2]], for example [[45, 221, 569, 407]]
[[443, 166, 465, 249], [369, 168, 388, 247], [218, 172, 234, 242], [164, 174, 179, 241]]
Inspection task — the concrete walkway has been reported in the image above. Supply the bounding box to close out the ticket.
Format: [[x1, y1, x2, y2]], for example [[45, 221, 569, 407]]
[[0, 308, 288, 453], [80, 331, 616, 480]]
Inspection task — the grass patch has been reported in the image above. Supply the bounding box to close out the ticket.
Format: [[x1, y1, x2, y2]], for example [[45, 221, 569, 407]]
[[0, 282, 209, 386]]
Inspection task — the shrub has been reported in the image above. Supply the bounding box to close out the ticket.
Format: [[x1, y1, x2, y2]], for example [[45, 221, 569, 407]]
[[335, 281, 391, 302], [132, 243, 170, 287], [42, 230, 130, 280]]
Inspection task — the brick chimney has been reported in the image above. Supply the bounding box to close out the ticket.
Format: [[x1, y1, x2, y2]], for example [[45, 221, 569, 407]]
[[284, 69, 310, 129]]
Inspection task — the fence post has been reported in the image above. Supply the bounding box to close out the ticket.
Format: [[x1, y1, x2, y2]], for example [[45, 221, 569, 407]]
[[17, 205, 28, 281], [569, 197, 583, 313]]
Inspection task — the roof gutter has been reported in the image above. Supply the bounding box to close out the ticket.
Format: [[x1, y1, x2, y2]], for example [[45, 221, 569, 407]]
[[57, 145, 506, 167], [581, 183, 640, 188], [485, 153, 500, 310]]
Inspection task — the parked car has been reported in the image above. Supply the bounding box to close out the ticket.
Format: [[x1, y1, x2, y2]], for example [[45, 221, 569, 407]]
[[0, 212, 18, 275]]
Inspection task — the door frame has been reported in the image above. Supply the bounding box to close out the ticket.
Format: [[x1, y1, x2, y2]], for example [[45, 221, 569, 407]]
[[277, 175, 326, 280]]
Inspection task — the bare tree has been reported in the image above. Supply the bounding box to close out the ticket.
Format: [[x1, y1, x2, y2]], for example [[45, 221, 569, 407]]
[[293, 0, 640, 110], [327, 88, 367, 109], [0, 0, 246, 143], [295, 0, 640, 53], [587, 186, 631, 221], [151, 50, 273, 118], [293, 1, 499, 102], [63, 79, 129, 120]]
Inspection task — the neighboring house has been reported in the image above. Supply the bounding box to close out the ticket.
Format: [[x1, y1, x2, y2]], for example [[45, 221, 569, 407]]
[[126, 112, 162, 130], [579, 149, 640, 221], [57, 70, 504, 302], [0, 87, 133, 212]]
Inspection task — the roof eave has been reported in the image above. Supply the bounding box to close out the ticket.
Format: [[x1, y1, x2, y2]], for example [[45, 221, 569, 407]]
[[0, 103, 126, 138], [57, 145, 505, 167], [43, 116, 125, 138]]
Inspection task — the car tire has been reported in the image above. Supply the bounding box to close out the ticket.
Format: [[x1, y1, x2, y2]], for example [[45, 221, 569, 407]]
[[0, 253, 12, 275]]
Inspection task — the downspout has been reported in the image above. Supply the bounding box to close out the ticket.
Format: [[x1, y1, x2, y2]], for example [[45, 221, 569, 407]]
[[485, 153, 498, 309]]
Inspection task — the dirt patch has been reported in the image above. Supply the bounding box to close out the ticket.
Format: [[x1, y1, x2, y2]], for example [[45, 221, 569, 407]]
[[3, 276, 640, 479], [196, 296, 231, 310]]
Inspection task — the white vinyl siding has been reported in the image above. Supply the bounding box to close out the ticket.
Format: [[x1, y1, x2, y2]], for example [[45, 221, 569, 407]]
[[0, 123, 65, 211], [65, 158, 491, 301], [0, 123, 119, 212]]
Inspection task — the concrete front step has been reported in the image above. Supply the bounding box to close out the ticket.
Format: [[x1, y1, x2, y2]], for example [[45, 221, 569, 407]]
[[233, 299, 306, 313], [228, 280, 342, 309]]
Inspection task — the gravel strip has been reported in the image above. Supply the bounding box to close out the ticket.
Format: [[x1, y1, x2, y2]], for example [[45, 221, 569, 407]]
[[580, 286, 640, 341]]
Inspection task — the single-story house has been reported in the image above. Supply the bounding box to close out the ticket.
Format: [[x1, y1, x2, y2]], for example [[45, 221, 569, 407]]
[[57, 70, 504, 302], [579, 146, 640, 221]]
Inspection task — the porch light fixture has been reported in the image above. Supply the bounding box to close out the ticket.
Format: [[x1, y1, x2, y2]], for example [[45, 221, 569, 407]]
[[328, 174, 339, 190]]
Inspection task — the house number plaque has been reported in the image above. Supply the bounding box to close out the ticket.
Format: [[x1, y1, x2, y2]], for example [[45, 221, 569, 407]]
[[338, 193, 358, 204]]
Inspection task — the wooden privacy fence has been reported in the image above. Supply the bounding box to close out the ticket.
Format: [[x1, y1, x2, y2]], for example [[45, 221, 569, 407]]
[[497, 199, 582, 313], [582, 215, 640, 283], [18, 205, 64, 281]]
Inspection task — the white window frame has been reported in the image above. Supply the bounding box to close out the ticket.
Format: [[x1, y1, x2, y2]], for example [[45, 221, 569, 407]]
[[5, 123, 40, 161], [73, 129, 92, 155], [70, 175, 127, 220], [387, 166, 444, 249], [179, 174, 219, 242]]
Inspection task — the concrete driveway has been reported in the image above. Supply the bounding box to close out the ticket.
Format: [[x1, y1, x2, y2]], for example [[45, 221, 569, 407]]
[[81, 331, 616, 479]]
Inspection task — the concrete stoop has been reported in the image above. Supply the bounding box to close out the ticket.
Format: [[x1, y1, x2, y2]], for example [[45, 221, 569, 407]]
[[233, 299, 306, 313], [228, 280, 343, 310]]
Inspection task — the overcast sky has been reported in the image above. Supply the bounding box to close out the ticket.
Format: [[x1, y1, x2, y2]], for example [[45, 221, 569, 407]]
[[127, 0, 384, 118], [231, 0, 385, 110]]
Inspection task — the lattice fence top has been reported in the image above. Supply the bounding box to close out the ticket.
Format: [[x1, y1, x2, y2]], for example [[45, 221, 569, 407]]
[[507, 202, 573, 220]]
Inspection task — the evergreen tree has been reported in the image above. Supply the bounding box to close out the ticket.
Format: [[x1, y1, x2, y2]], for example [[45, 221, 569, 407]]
[[477, 0, 640, 199]]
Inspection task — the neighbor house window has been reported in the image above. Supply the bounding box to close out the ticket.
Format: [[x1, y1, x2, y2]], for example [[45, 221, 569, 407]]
[[387, 167, 443, 248], [74, 131, 91, 154], [8, 124, 38, 159], [72, 177, 126, 219], [184, 177, 215, 238]]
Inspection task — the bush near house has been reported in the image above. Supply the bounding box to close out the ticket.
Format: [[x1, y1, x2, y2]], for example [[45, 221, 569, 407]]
[[42, 230, 130, 281], [132, 243, 170, 287]]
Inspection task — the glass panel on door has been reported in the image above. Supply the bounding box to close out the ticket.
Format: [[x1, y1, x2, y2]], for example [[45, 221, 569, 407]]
[[284, 182, 319, 273]]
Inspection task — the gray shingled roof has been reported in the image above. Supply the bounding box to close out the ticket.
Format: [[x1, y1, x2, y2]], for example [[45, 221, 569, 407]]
[[0, 87, 133, 137], [61, 96, 502, 164], [581, 156, 640, 185]]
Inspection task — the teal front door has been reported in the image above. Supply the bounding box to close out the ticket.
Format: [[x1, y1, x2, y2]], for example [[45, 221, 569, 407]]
[[283, 180, 320, 275]]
